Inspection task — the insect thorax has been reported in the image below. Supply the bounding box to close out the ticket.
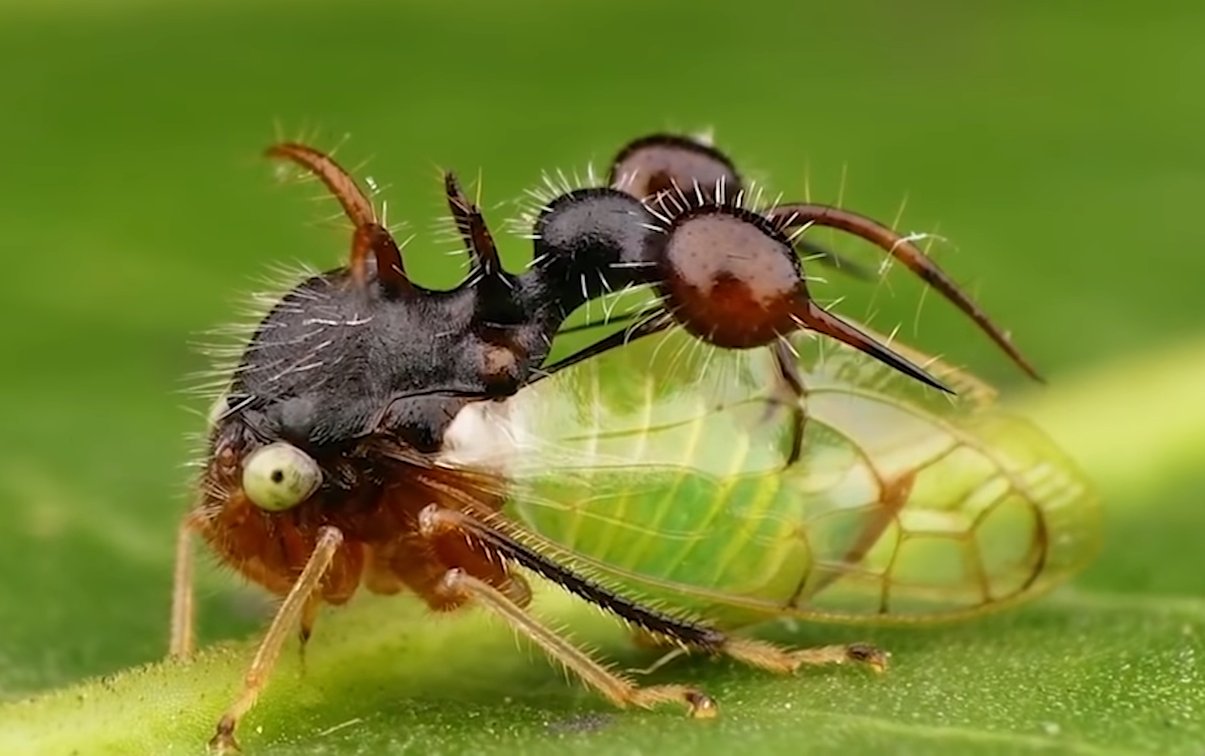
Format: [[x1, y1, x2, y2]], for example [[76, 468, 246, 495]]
[[216, 267, 552, 455]]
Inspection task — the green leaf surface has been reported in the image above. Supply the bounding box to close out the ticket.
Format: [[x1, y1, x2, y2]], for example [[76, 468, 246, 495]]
[[2, 0, 1204, 754], [3, 587, 1205, 756]]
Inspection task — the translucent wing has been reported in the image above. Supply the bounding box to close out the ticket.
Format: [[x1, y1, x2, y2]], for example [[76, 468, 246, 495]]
[[442, 326, 1101, 628]]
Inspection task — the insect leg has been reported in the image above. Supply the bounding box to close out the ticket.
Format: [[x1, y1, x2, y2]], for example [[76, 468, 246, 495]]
[[169, 510, 205, 659], [418, 504, 726, 650], [432, 567, 717, 717], [209, 525, 344, 754], [629, 629, 884, 677], [420, 503, 888, 679], [298, 593, 322, 672], [626, 630, 690, 676], [720, 636, 888, 675], [502, 571, 534, 607], [766, 339, 808, 468]]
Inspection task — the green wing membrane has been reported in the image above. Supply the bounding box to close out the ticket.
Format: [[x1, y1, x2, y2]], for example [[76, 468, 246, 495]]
[[497, 328, 1100, 628]]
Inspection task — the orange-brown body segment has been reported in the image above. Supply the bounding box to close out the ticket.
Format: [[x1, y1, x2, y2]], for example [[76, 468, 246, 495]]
[[196, 450, 519, 612]]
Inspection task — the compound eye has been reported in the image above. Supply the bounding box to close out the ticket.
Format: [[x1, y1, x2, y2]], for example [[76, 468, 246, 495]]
[[241, 442, 323, 511], [609, 134, 742, 203], [654, 207, 802, 349]]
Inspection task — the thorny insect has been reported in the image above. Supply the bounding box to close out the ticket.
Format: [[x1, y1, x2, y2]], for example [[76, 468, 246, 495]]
[[172, 133, 1099, 752]]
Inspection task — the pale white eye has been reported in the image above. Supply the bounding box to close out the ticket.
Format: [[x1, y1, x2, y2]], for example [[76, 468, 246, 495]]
[[241, 442, 323, 511]]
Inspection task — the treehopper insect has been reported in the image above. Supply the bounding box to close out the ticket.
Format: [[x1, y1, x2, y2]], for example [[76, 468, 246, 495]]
[[172, 134, 1099, 752]]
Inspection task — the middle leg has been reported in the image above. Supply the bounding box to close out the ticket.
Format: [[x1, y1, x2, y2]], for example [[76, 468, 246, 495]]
[[419, 504, 887, 692], [433, 567, 717, 717]]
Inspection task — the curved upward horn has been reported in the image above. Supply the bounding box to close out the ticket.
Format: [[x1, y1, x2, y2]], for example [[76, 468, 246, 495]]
[[266, 143, 413, 297]]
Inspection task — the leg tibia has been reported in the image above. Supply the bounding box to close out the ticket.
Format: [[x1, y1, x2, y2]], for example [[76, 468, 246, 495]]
[[435, 568, 717, 718], [169, 511, 204, 659], [209, 526, 344, 754]]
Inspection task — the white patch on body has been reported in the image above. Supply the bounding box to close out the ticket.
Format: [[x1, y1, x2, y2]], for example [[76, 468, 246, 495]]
[[438, 398, 529, 473]]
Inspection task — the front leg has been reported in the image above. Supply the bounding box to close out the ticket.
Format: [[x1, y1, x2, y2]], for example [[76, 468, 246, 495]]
[[210, 525, 344, 753]]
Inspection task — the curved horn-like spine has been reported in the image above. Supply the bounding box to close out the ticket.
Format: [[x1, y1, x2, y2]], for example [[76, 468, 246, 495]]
[[266, 143, 413, 297], [768, 203, 1042, 382], [444, 172, 503, 276]]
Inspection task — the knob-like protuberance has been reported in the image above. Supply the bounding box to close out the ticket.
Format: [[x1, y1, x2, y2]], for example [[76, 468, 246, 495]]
[[654, 206, 799, 349], [609, 133, 741, 203]]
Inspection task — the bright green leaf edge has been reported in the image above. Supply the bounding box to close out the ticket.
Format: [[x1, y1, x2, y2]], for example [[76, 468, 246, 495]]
[[2, 341, 1204, 756]]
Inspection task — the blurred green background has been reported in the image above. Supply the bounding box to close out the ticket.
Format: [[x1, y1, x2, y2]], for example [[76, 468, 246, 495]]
[[1, 0, 1203, 753]]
